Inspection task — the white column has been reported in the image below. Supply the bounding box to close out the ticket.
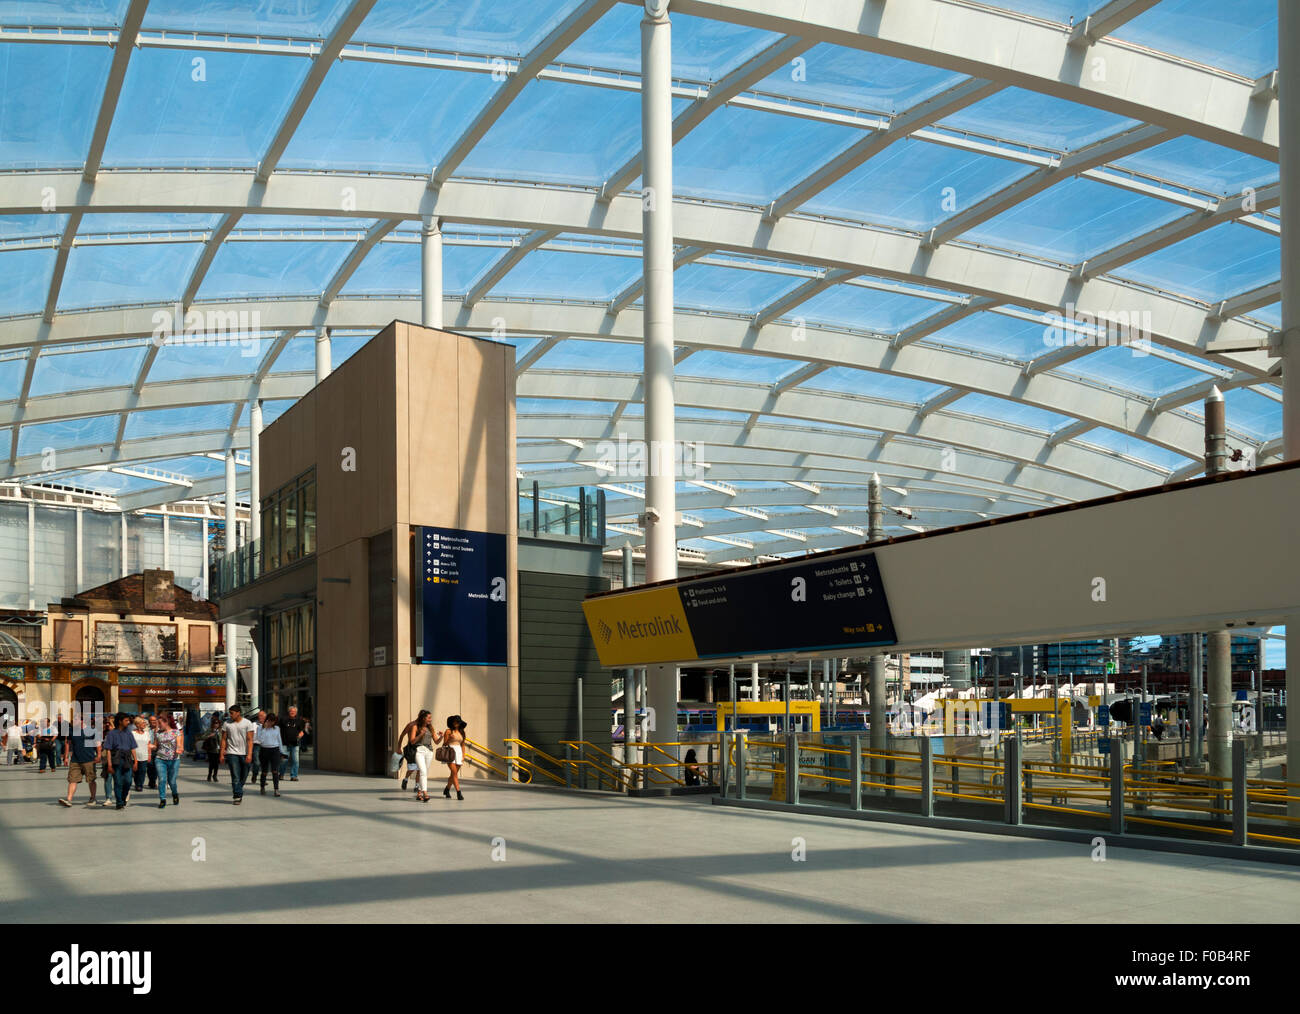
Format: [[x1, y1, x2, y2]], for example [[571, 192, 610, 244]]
[[26, 500, 34, 611], [867, 472, 887, 784], [74, 507, 83, 593], [120, 513, 128, 578], [249, 395, 262, 708], [750, 661, 759, 702], [200, 517, 209, 602], [1205, 387, 1233, 779], [421, 215, 444, 328], [162, 513, 170, 570], [315, 326, 331, 385], [641, 0, 678, 751], [1281, 0, 1300, 814], [224, 450, 237, 709]]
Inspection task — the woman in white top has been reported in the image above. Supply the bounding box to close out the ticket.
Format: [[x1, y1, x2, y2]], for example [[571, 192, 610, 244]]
[[256, 713, 284, 796], [3, 720, 23, 765], [441, 715, 467, 801], [130, 717, 152, 792]]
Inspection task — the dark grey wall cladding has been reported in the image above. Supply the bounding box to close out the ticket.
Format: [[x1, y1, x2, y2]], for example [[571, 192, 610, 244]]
[[518, 570, 611, 767]]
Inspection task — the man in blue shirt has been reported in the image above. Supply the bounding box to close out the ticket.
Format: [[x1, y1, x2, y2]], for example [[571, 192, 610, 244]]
[[60, 714, 102, 807], [102, 713, 138, 809]]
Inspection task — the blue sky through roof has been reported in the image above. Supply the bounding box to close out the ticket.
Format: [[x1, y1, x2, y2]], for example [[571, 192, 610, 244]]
[[965, 176, 1187, 263], [1112, 137, 1278, 197], [0, 43, 110, 169], [0, 214, 67, 239], [18, 414, 118, 455], [103, 49, 306, 167], [927, 309, 1054, 363], [356, 0, 586, 59], [804, 138, 1035, 231], [195, 240, 349, 300], [797, 283, 949, 333], [804, 367, 946, 404], [951, 392, 1073, 431], [0, 248, 55, 316], [674, 263, 802, 315], [753, 44, 965, 114], [341, 241, 500, 296], [1115, 223, 1280, 303], [489, 249, 641, 302], [149, 337, 271, 382], [31, 341, 148, 396], [124, 405, 232, 440], [0, 1, 127, 26], [534, 339, 642, 373], [941, 88, 1138, 151], [143, 0, 351, 38], [61, 241, 202, 310], [1112, 0, 1277, 79], [1053, 344, 1209, 397]]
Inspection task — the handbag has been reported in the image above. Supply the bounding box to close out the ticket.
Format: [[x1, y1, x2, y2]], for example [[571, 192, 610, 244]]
[[434, 745, 454, 763]]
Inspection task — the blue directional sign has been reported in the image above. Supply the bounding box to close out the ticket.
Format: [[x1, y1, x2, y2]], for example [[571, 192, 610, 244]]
[[1098, 737, 1111, 755], [979, 701, 1011, 730], [415, 526, 508, 666], [1139, 701, 1152, 725], [1097, 704, 1110, 726]]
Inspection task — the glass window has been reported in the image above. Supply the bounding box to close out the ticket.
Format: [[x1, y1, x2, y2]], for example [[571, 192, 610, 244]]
[[302, 479, 316, 557], [266, 496, 280, 572], [282, 490, 298, 563]]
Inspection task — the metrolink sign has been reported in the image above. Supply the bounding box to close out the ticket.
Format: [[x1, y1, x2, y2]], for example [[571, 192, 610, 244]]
[[583, 462, 1300, 668]]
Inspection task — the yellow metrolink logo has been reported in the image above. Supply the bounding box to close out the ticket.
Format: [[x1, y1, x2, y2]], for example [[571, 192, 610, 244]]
[[583, 587, 697, 667]]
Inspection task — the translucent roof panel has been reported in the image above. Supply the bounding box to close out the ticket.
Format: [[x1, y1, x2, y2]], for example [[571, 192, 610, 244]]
[[940, 88, 1139, 152], [1249, 302, 1282, 329], [18, 414, 119, 455], [265, 335, 317, 375], [148, 337, 273, 382], [926, 309, 1056, 363], [803, 367, 946, 405], [123, 405, 233, 441], [674, 106, 862, 205], [79, 212, 222, 234], [1219, 388, 1282, 442], [0, 248, 56, 316], [752, 44, 966, 115], [678, 351, 796, 384], [803, 139, 1035, 231], [0, 214, 67, 240], [950, 392, 1073, 431], [459, 81, 686, 186], [1115, 223, 1280, 303], [234, 399, 294, 429], [279, 63, 497, 173], [60, 242, 203, 310], [673, 263, 802, 315], [980, 1, 1093, 22], [488, 250, 642, 303], [1077, 427, 1193, 472], [517, 398, 612, 416], [0, 44, 111, 169], [558, 7, 778, 82], [534, 339, 643, 373], [341, 241, 501, 296], [1111, 0, 1278, 79], [0, 355, 28, 401], [356, 0, 588, 59], [142, 0, 353, 39], [195, 241, 350, 300], [1051, 345, 1210, 397], [965, 177, 1187, 263], [146, 455, 227, 479], [0, 1, 128, 27], [797, 284, 950, 334], [1111, 137, 1278, 197], [30, 341, 149, 396], [102, 50, 307, 168]]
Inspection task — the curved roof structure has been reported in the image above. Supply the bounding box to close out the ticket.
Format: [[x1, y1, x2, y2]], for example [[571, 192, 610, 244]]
[[0, 0, 1284, 564]]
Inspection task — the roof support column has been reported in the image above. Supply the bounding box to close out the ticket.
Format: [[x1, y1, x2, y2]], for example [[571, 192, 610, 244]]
[[248, 395, 262, 709], [315, 326, 331, 385], [1204, 388, 1233, 782], [422, 216, 444, 328], [224, 449, 237, 710], [641, 0, 679, 753], [1281, 0, 1300, 815], [867, 473, 887, 793]]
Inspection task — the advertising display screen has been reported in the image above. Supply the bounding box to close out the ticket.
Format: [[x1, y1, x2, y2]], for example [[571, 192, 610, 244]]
[[414, 526, 507, 666]]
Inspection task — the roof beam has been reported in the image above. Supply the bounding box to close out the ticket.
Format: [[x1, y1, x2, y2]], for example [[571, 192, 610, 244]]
[[1210, 281, 1281, 321], [320, 219, 398, 305], [752, 268, 857, 329], [671, 0, 1279, 159], [1047, 420, 1095, 447], [1067, 0, 1162, 48], [464, 230, 557, 309], [255, 0, 379, 183], [181, 213, 240, 308], [771, 362, 826, 395], [432, 0, 613, 188], [42, 212, 83, 323], [1149, 372, 1253, 413], [1023, 344, 1096, 377], [926, 124, 1171, 247], [83, 0, 150, 182], [1080, 183, 1281, 279], [600, 34, 815, 201], [917, 388, 964, 419], [766, 78, 1003, 221], [892, 297, 998, 348], [516, 336, 561, 374]]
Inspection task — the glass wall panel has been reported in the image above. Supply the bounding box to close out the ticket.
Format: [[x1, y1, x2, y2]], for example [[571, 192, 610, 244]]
[[283, 485, 299, 563], [0, 502, 28, 608], [168, 517, 205, 596], [82, 511, 121, 590], [302, 478, 316, 557], [127, 515, 165, 574], [31, 506, 76, 610]]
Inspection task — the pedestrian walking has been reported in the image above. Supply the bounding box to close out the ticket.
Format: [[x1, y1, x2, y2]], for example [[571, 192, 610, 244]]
[[3, 719, 22, 765], [145, 714, 160, 789], [130, 717, 152, 791], [219, 705, 255, 805], [36, 719, 58, 772], [203, 715, 222, 781], [278, 705, 307, 782], [104, 714, 138, 809], [154, 713, 182, 809], [59, 713, 100, 808], [440, 714, 467, 801], [248, 709, 266, 784], [398, 710, 441, 802], [256, 713, 284, 797]]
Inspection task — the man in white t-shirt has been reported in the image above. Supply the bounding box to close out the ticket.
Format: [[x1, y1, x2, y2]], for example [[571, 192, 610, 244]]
[[219, 705, 256, 805]]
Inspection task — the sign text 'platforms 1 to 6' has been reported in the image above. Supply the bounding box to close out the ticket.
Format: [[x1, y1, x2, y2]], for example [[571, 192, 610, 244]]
[[582, 552, 897, 668], [416, 526, 507, 666]]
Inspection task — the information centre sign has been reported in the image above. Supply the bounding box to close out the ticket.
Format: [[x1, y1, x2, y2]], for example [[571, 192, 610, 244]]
[[413, 526, 507, 666], [583, 552, 896, 667]]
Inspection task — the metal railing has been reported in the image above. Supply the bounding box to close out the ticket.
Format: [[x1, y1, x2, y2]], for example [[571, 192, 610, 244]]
[[518, 481, 605, 545]]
